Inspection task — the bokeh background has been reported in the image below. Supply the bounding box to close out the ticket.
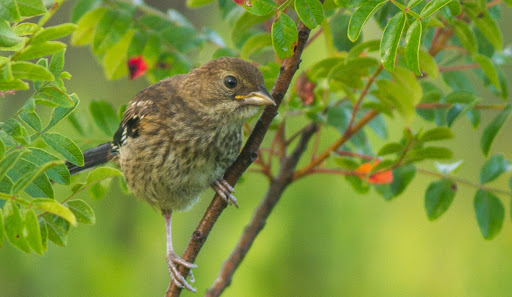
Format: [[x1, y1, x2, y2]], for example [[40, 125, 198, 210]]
[[1, 1, 512, 296]]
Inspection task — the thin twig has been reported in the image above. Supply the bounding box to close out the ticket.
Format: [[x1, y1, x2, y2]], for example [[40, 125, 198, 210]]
[[205, 124, 318, 297], [439, 64, 479, 73], [165, 19, 316, 297]]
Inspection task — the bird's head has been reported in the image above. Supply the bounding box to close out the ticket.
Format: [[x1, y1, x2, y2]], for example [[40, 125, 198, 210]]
[[182, 57, 275, 123]]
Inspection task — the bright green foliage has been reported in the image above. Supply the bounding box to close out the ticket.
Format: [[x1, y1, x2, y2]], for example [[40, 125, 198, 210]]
[[474, 190, 504, 239], [295, 0, 324, 29], [425, 179, 456, 220], [480, 105, 512, 156], [480, 154, 510, 184], [89, 100, 119, 136], [380, 12, 405, 72], [272, 13, 298, 59], [405, 21, 422, 75]]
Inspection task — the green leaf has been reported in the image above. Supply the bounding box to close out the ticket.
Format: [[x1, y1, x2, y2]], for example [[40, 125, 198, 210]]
[[66, 200, 95, 224], [466, 8, 502, 52], [32, 23, 77, 44], [0, 20, 22, 47], [11, 61, 54, 81], [245, 0, 277, 16], [480, 154, 509, 184], [329, 57, 379, 89], [49, 49, 65, 76], [38, 217, 47, 252], [407, 0, 423, 8], [231, 12, 268, 47], [7, 159, 53, 198], [17, 0, 46, 17], [86, 167, 122, 186], [295, 0, 324, 29], [15, 41, 66, 61], [19, 110, 41, 132], [89, 100, 119, 136], [43, 93, 79, 133], [32, 198, 76, 226], [410, 146, 453, 160], [12, 161, 60, 195], [13, 23, 40, 36], [0, 139, 4, 160], [419, 127, 454, 142], [23, 148, 70, 185], [0, 79, 29, 91], [35, 86, 74, 108], [0, 0, 21, 22], [377, 142, 404, 156], [103, 30, 134, 80], [71, 0, 101, 23], [141, 32, 161, 65], [376, 164, 416, 200], [42, 213, 69, 246], [41, 133, 84, 166], [480, 104, 512, 156], [71, 7, 107, 46], [24, 208, 43, 255], [405, 20, 422, 75], [380, 12, 406, 72], [89, 181, 109, 200], [240, 33, 272, 60], [452, 19, 477, 55], [308, 57, 345, 80], [474, 189, 504, 239], [425, 178, 456, 220], [420, 0, 452, 17], [271, 13, 298, 59], [473, 54, 500, 91], [186, 0, 215, 7], [0, 149, 30, 180], [347, 39, 380, 60], [1, 118, 30, 145], [92, 9, 133, 56], [3, 200, 30, 253], [348, 0, 387, 42]]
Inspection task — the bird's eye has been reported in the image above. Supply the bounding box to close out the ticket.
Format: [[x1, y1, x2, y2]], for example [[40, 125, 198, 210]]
[[224, 75, 238, 89]]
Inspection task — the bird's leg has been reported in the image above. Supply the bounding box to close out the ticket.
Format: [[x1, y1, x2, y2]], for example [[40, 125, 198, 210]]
[[163, 210, 197, 292], [212, 178, 238, 208]]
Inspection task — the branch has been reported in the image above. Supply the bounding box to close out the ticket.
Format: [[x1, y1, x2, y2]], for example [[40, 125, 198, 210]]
[[165, 20, 316, 297], [205, 123, 318, 297]]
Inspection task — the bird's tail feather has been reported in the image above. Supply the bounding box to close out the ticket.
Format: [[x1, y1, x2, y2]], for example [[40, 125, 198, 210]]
[[67, 142, 116, 176]]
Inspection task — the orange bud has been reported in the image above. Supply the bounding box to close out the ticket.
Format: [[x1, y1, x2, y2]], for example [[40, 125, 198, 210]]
[[354, 161, 393, 184]]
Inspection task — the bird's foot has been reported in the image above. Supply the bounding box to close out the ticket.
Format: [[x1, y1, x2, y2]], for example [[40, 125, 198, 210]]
[[212, 178, 238, 207], [167, 251, 198, 292]]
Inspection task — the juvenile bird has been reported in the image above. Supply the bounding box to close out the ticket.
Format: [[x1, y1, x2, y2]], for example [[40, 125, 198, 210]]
[[67, 57, 275, 291]]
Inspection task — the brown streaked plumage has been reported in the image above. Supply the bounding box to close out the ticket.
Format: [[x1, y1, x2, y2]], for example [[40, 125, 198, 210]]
[[111, 57, 275, 291]]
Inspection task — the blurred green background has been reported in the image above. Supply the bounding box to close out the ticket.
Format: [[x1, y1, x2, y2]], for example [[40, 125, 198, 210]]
[[1, 1, 512, 297]]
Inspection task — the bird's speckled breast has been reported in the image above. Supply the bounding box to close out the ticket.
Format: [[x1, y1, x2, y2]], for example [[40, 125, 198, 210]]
[[119, 122, 242, 211]]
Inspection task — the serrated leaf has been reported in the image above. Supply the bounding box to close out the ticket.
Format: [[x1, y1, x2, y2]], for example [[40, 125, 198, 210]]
[[32, 23, 77, 44], [66, 200, 95, 224], [420, 0, 452, 17], [3, 200, 30, 253], [480, 104, 512, 156], [348, 0, 387, 42], [272, 13, 298, 59], [35, 86, 74, 108], [419, 127, 454, 142], [480, 154, 508, 184], [71, 7, 107, 46], [425, 178, 456, 220], [474, 189, 504, 239], [245, 0, 277, 16], [43, 93, 79, 133], [295, 0, 324, 29], [240, 33, 272, 60], [42, 213, 69, 246], [0, 20, 22, 47], [24, 208, 43, 255], [32, 198, 76, 226], [89, 100, 119, 136], [12, 161, 60, 195], [15, 41, 66, 61], [23, 148, 70, 185], [473, 54, 500, 91], [380, 12, 406, 71], [41, 133, 84, 166], [405, 20, 422, 75], [11, 61, 54, 81]]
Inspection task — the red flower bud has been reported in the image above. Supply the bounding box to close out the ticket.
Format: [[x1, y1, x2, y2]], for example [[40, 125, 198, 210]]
[[128, 56, 148, 80]]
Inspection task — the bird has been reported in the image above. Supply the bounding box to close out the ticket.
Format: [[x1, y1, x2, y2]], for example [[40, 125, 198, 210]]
[[67, 57, 275, 291]]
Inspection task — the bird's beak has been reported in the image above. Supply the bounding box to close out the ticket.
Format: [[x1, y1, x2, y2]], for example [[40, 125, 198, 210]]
[[236, 84, 276, 106]]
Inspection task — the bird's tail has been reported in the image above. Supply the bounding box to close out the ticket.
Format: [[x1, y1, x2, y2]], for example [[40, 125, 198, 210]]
[[67, 142, 116, 176]]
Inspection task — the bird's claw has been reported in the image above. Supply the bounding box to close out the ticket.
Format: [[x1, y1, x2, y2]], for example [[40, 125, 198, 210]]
[[167, 251, 197, 292], [212, 178, 238, 208]]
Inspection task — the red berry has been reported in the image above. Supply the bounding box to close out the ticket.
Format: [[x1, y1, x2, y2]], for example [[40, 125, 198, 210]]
[[128, 56, 148, 80]]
